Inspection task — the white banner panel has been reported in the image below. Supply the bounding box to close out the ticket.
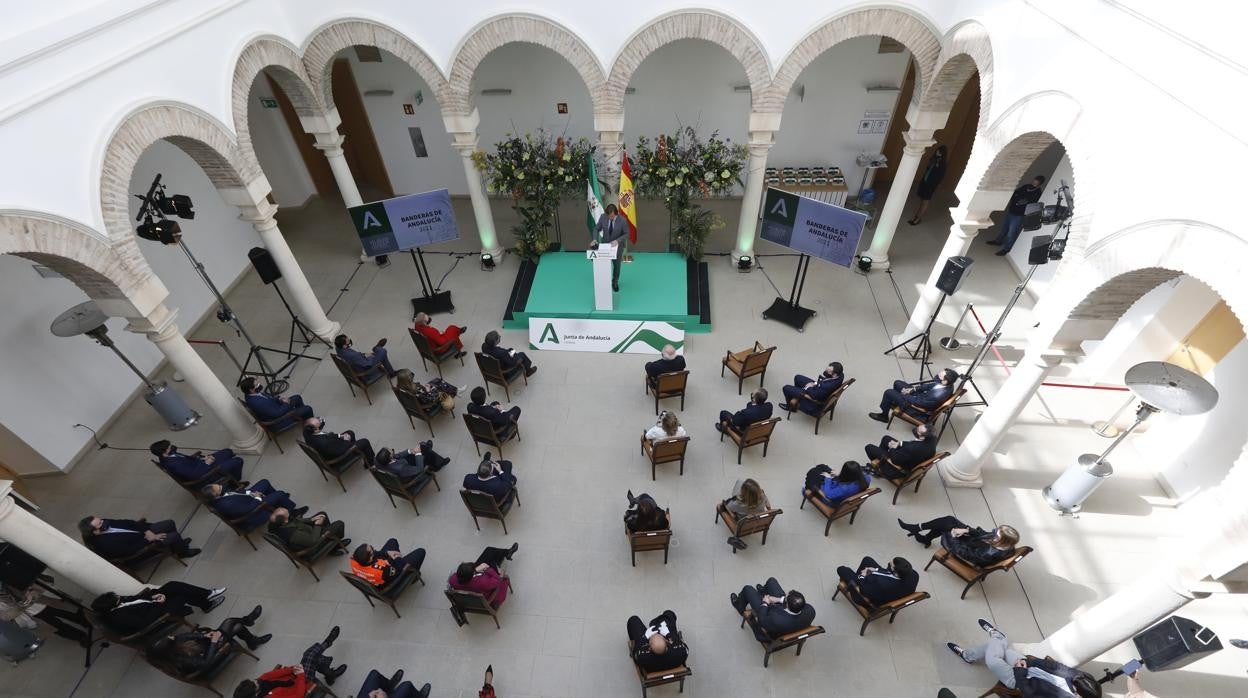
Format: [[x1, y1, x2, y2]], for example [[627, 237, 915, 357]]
[[529, 318, 685, 354]]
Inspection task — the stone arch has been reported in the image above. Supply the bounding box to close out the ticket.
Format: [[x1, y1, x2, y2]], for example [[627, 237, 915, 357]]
[[604, 9, 771, 115], [231, 36, 324, 163], [98, 101, 263, 245], [763, 7, 942, 114], [301, 19, 451, 114], [446, 13, 607, 116], [0, 211, 167, 317], [917, 20, 994, 128]]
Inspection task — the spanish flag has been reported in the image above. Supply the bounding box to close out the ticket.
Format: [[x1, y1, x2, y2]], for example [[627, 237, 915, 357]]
[[618, 150, 638, 244]]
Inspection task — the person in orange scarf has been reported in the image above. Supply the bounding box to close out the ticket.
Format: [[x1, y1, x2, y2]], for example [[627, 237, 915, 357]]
[[412, 312, 468, 358]]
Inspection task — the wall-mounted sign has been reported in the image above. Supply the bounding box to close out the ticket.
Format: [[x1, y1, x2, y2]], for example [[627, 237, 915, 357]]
[[857, 119, 888, 134], [414, 90, 424, 105], [259, 97, 278, 109], [402, 103, 415, 115], [556, 102, 568, 114]]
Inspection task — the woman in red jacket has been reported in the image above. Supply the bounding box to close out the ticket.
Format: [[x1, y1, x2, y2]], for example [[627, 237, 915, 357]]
[[447, 544, 519, 608], [232, 626, 346, 697], [413, 312, 467, 357]]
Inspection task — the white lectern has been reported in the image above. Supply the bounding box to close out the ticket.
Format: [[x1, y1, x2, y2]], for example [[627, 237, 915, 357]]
[[587, 242, 617, 311]]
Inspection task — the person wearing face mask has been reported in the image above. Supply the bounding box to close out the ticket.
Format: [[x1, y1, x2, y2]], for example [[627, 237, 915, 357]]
[[898, 517, 1021, 564], [864, 423, 938, 479], [868, 368, 959, 423], [303, 417, 376, 466], [150, 440, 244, 484], [835, 555, 919, 608], [334, 334, 397, 380], [779, 361, 844, 414]]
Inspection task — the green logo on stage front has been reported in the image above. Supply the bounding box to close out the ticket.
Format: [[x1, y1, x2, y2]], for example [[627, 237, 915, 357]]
[[539, 323, 559, 344]]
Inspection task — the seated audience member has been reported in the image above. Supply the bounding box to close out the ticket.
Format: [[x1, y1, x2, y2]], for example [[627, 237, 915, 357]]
[[303, 416, 375, 466], [644, 345, 686, 386], [151, 440, 244, 484], [350, 539, 426, 594], [0, 578, 92, 645], [202, 480, 300, 530], [232, 626, 347, 696], [947, 619, 1101, 697], [865, 423, 937, 478], [626, 609, 689, 672], [624, 490, 669, 533], [150, 605, 270, 676], [723, 479, 771, 551], [644, 410, 687, 442], [836, 555, 919, 608], [374, 446, 447, 482], [394, 369, 460, 411], [413, 311, 468, 357], [357, 669, 430, 698], [899, 517, 1021, 563], [466, 387, 521, 430], [448, 544, 519, 608], [267, 508, 349, 555], [239, 377, 313, 430], [869, 368, 959, 423], [335, 334, 396, 380], [481, 330, 536, 377], [804, 460, 871, 505], [716, 388, 773, 434], [780, 361, 845, 413], [463, 454, 517, 504], [79, 515, 200, 561], [91, 581, 226, 636], [730, 577, 816, 637]]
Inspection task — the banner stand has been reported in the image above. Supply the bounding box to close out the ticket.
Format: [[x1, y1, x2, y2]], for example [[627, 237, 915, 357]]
[[409, 248, 454, 319], [762, 253, 816, 332]]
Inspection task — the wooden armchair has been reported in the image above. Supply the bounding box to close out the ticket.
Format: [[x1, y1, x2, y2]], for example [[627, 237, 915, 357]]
[[626, 509, 673, 566], [888, 388, 966, 428], [980, 680, 1025, 697], [460, 487, 521, 534], [262, 524, 348, 582], [408, 326, 464, 378], [474, 352, 527, 401], [367, 464, 439, 514], [329, 353, 391, 405], [926, 545, 1034, 599], [392, 384, 452, 437], [737, 608, 826, 668], [715, 503, 783, 554], [627, 639, 692, 696], [86, 610, 187, 650], [95, 541, 187, 580], [237, 397, 299, 454], [340, 567, 424, 619], [445, 582, 512, 629], [640, 434, 690, 480], [204, 497, 273, 551], [146, 632, 257, 697], [831, 580, 930, 636], [152, 458, 240, 500], [880, 451, 950, 504], [297, 440, 363, 493], [646, 370, 689, 414], [799, 487, 881, 536], [720, 416, 781, 464], [721, 341, 776, 394], [786, 378, 855, 434], [463, 412, 521, 457]]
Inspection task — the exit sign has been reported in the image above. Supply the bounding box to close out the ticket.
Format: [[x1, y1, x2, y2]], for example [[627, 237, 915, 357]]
[[259, 97, 278, 109]]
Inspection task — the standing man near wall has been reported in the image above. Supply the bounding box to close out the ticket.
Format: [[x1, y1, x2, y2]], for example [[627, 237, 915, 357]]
[[593, 204, 629, 292], [986, 175, 1046, 255]]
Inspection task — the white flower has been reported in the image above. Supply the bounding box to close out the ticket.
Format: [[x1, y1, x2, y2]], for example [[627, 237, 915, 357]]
[[517, 173, 525, 180], [720, 170, 731, 179], [704, 172, 714, 181]]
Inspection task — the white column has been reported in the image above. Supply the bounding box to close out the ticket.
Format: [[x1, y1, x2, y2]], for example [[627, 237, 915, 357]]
[[0, 481, 144, 596], [311, 133, 363, 208], [128, 306, 264, 454], [733, 135, 776, 261], [236, 201, 339, 341], [863, 130, 936, 268], [898, 217, 994, 341], [939, 352, 1064, 487], [452, 136, 502, 258]]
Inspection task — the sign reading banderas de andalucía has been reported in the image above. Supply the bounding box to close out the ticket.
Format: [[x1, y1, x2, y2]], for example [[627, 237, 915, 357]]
[[529, 318, 685, 354], [348, 188, 460, 257]]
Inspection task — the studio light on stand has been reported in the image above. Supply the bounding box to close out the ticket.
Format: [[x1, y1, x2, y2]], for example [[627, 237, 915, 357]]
[[51, 301, 199, 430], [1043, 361, 1218, 515]]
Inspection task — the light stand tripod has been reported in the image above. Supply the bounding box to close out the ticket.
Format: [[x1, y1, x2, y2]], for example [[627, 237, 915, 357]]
[[272, 282, 331, 354], [884, 291, 947, 382]]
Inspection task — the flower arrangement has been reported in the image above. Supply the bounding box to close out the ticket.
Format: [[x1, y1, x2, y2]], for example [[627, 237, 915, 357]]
[[473, 130, 596, 260]]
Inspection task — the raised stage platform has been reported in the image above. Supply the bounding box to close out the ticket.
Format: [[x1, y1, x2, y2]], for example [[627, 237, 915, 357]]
[[503, 250, 711, 332]]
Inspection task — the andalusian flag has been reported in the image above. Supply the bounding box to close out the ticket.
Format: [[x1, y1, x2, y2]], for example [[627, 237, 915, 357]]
[[586, 152, 605, 235], [619, 150, 638, 243]]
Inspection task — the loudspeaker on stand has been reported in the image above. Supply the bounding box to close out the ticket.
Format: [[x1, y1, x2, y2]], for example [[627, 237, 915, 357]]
[[247, 247, 283, 285], [935, 256, 974, 296]]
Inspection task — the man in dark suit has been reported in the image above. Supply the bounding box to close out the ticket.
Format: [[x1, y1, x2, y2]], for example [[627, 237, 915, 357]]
[[948, 619, 1101, 697], [356, 669, 430, 698], [334, 334, 396, 380], [239, 377, 313, 430], [267, 507, 349, 554], [626, 610, 688, 673], [90, 581, 225, 636], [481, 330, 536, 377], [462, 453, 516, 504], [730, 577, 816, 638], [202, 480, 300, 531], [836, 556, 919, 607], [780, 361, 844, 414], [374, 444, 448, 480], [644, 344, 686, 387], [716, 388, 773, 434], [869, 368, 959, 423], [865, 423, 938, 478], [303, 417, 375, 466], [592, 203, 629, 291], [150, 440, 243, 484], [78, 515, 199, 561], [466, 386, 521, 432]]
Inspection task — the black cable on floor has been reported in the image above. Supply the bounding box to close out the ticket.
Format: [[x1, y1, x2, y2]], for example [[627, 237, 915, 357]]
[[753, 258, 784, 297], [71, 424, 219, 454], [434, 254, 466, 291], [325, 261, 366, 315]]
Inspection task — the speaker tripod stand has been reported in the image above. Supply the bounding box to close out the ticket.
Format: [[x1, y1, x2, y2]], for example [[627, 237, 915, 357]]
[[884, 291, 947, 382], [272, 283, 331, 354]]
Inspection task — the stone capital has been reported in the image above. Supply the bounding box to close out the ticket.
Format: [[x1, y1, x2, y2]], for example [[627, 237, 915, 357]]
[[298, 108, 342, 135], [748, 111, 783, 133], [125, 304, 179, 342], [236, 200, 280, 230], [441, 107, 480, 135], [593, 112, 625, 133], [311, 132, 346, 155], [901, 129, 937, 156]]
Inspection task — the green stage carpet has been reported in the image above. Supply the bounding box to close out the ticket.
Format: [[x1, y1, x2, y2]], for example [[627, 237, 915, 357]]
[[503, 251, 710, 332]]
